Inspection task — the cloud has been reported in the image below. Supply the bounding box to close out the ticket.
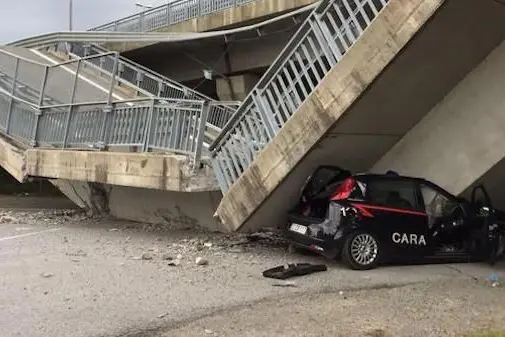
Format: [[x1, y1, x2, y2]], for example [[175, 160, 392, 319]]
[[0, 0, 170, 43]]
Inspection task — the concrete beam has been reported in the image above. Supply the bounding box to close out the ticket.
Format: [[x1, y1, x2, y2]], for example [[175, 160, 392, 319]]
[[214, 0, 505, 232], [24, 149, 219, 192], [103, 0, 319, 52]]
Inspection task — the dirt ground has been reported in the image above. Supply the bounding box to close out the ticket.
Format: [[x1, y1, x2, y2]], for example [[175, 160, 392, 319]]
[[0, 202, 504, 337]]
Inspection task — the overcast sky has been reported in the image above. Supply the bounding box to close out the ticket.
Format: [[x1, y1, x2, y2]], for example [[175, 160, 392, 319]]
[[0, 0, 171, 43]]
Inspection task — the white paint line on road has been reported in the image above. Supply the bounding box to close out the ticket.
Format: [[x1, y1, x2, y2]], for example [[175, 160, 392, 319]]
[[0, 228, 61, 242], [30, 49, 133, 105]]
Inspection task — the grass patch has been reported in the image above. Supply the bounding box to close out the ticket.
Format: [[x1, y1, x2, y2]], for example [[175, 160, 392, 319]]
[[462, 331, 505, 337]]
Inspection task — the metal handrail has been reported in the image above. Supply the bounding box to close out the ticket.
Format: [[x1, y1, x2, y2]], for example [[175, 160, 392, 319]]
[[88, 0, 257, 33], [209, 0, 390, 192], [0, 48, 212, 168], [60, 42, 236, 130]]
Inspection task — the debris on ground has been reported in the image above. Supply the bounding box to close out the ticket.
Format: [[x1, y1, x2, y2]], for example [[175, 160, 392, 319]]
[[0, 215, 16, 223], [272, 281, 297, 288], [65, 249, 87, 257], [263, 263, 327, 280], [40, 272, 54, 278], [487, 273, 501, 287], [157, 313, 169, 319], [365, 328, 387, 337], [141, 253, 154, 260], [168, 260, 181, 267], [162, 254, 174, 261], [195, 257, 208, 266]]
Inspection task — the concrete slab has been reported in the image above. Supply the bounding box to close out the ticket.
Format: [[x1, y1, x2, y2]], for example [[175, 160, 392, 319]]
[[0, 134, 222, 229]]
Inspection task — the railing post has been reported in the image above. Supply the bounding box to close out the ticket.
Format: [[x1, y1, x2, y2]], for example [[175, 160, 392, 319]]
[[98, 52, 119, 149], [62, 59, 81, 148], [212, 158, 229, 193], [166, 3, 171, 25], [139, 12, 145, 32], [310, 14, 339, 66], [135, 72, 144, 96], [193, 100, 210, 171], [142, 99, 156, 152], [5, 58, 20, 135], [99, 105, 113, 149], [31, 66, 49, 147], [107, 53, 119, 104], [251, 89, 279, 139]]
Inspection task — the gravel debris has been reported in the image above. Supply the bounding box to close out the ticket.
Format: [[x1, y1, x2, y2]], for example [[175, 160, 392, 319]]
[[195, 257, 208, 266]]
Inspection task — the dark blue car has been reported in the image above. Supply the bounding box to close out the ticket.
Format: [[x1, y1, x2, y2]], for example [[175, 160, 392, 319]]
[[285, 166, 505, 270]]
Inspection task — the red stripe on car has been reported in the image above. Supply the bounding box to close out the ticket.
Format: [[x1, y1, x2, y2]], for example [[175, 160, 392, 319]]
[[351, 203, 426, 217]]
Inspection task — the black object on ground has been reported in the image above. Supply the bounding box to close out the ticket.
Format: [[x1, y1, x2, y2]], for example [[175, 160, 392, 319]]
[[262, 263, 328, 280]]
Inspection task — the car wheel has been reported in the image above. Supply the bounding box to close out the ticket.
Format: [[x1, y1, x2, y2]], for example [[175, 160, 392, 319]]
[[342, 231, 381, 270]]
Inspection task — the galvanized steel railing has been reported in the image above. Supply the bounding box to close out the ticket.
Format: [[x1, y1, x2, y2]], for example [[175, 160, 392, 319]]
[[209, 0, 390, 192], [48, 42, 237, 130], [0, 48, 214, 167], [89, 0, 257, 32]]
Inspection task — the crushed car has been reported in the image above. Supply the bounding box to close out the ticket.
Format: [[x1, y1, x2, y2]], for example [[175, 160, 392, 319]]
[[285, 166, 505, 270]]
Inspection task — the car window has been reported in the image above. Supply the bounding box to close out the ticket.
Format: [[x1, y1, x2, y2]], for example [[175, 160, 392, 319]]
[[367, 179, 419, 210], [420, 183, 460, 226], [302, 166, 348, 199]]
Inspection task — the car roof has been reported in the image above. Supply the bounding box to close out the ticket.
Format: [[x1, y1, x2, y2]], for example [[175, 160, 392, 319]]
[[352, 173, 457, 198], [353, 173, 423, 181]]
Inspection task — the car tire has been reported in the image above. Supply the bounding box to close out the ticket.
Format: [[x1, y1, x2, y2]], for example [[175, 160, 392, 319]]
[[342, 230, 381, 270]]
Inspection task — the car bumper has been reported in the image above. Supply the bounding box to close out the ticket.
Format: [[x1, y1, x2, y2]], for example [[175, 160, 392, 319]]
[[284, 225, 343, 258]]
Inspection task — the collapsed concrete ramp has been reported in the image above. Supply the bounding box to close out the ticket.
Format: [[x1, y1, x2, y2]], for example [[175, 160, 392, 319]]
[[209, 0, 505, 232]]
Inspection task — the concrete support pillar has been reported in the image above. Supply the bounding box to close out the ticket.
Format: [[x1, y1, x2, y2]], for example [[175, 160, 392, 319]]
[[216, 74, 259, 101], [372, 40, 505, 199]]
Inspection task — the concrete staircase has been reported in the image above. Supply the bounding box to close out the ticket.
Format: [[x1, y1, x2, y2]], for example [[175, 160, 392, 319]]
[[209, 0, 505, 232]]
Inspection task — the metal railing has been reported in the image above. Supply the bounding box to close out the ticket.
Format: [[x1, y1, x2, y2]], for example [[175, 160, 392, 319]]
[[62, 44, 238, 129], [209, 0, 390, 192], [89, 0, 257, 33], [0, 48, 214, 168]]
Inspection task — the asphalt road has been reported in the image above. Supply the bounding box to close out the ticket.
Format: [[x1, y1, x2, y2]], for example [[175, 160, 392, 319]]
[[0, 209, 503, 337]]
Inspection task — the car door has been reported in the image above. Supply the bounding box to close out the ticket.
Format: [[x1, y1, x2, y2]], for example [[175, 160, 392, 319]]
[[418, 182, 467, 250], [363, 177, 429, 261]]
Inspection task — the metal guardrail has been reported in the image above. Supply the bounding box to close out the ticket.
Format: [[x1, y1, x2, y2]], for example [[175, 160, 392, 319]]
[[59, 42, 237, 129], [0, 48, 213, 168], [210, 0, 390, 192], [89, 0, 257, 33]]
